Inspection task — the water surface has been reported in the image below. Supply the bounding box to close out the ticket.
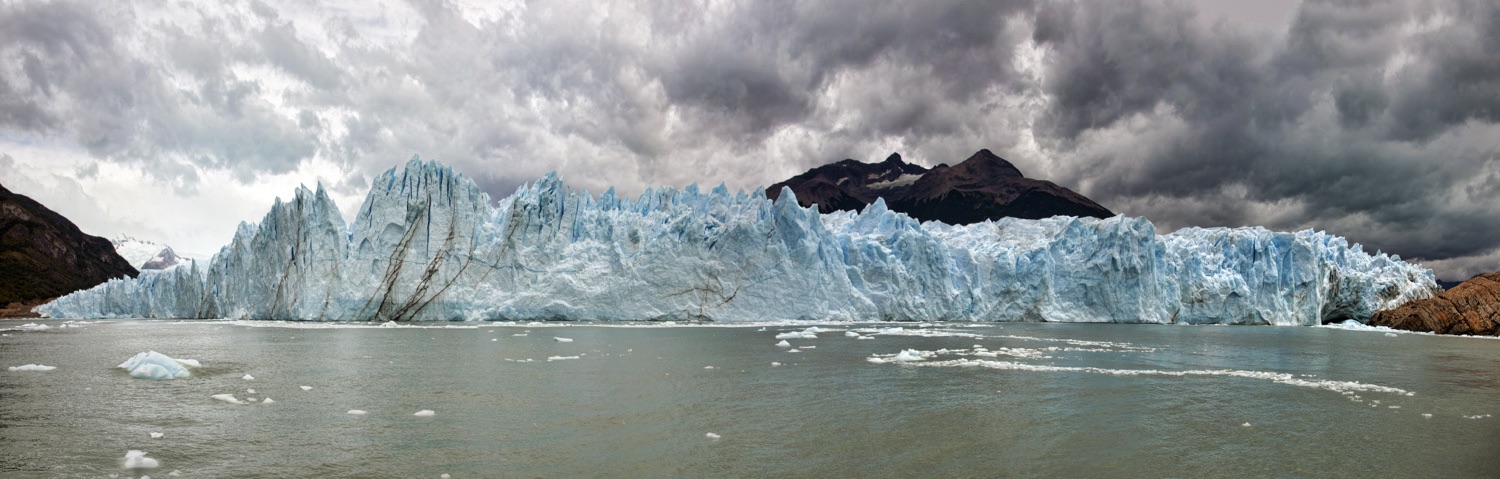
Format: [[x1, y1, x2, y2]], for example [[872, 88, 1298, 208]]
[[1, 320, 1497, 478]]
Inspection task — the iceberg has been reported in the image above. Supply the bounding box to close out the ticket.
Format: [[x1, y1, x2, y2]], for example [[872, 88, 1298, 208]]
[[40, 156, 1437, 325], [119, 351, 192, 380]]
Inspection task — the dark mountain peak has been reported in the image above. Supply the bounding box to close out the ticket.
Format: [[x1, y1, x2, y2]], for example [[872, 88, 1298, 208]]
[[767, 149, 1113, 224], [953, 149, 1024, 179], [1, 182, 137, 312]]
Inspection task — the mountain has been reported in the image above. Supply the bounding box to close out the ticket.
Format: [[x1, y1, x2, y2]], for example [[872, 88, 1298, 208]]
[[767, 149, 1113, 224], [40, 157, 1436, 324], [1368, 272, 1499, 335], [0, 183, 137, 311], [112, 235, 186, 270]]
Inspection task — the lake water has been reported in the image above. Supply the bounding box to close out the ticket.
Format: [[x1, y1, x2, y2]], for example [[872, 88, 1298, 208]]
[[2, 319, 1497, 478]]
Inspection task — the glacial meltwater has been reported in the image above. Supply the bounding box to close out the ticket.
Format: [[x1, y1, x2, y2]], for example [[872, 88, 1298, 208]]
[[2, 320, 1497, 478]]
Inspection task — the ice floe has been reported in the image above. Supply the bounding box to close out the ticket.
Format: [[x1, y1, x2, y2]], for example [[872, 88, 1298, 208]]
[[414, 410, 435, 416], [553, 337, 574, 342], [347, 410, 367, 415], [210, 394, 244, 404], [119, 352, 192, 380], [547, 355, 580, 361], [8, 364, 56, 371], [123, 450, 159, 469]]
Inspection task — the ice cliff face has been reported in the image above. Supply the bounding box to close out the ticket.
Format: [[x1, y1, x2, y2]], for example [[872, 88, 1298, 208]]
[[39, 157, 1438, 324]]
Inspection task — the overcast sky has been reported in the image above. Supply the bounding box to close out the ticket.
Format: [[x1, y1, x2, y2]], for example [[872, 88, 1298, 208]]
[[2, 0, 1497, 280]]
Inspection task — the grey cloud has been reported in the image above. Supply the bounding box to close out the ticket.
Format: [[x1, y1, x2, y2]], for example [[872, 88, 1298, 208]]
[[1, 0, 1497, 279], [1037, 0, 1500, 278]]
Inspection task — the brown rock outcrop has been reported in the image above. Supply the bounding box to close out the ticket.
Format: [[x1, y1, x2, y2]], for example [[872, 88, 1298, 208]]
[[1368, 272, 1500, 335]]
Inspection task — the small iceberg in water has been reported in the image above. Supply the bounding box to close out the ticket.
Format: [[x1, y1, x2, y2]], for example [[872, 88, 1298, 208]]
[[119, 352, 192, 380]]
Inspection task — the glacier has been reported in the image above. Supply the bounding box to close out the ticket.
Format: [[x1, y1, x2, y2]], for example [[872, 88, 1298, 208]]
[[39, 156, 1437, 324]]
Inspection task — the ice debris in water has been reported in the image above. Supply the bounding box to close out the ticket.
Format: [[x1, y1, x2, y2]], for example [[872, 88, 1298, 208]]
[[775, 330, 817, 340], [705, 432, 721, 440], [150, 432, 163, 439], [414, 410, 436, 417], [775, 340, 791, 348], [123, 450, 159, 469], [36, 158, 1437, 325], [892, 350, 928, 362], [242, 374, 255, 380], [173, 358, 202, 368], [547, 356, 580, 361], [247, 389, 256, 394], [1242, 423, 1251, 427], [263, 398, 275, 404], [1422, 413, 1432, 418], [211, 394, 245, 405], [300, 385, 313, 391], [845, 331, 861, 337], [866, 357, 888, 364], [553, 337, 573, 342], [786, 349, 801, 353], [119, 352, 192, 380], [441, 475, 451, 479], [8, 364, 56, 371], [771, 362, 782, 367], [347, 410, 367, 415]]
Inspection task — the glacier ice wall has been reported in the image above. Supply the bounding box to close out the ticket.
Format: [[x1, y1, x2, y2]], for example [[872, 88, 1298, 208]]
[[39, 157, 1438, 324]]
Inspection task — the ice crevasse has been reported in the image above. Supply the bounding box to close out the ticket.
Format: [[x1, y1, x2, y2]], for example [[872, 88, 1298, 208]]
[[40, 156, 1437, 324]]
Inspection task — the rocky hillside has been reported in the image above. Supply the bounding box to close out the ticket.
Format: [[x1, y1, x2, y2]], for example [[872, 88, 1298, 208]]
[[1369, 272, 1499, 335], [767, 149, 1112, 224], [0, 183, 137, 309]]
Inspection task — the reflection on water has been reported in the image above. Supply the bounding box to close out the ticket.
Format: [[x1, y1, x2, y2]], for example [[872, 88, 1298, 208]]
[[0, 319, 1497, 478]]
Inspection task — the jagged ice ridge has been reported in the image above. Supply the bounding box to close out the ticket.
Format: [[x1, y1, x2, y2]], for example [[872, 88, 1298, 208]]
[[40, 157, 1437, 324]]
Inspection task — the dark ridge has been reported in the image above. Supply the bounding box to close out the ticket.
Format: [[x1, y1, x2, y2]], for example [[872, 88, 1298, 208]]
[[767, 149, 1113, 224], [0, 183, 137, 309]]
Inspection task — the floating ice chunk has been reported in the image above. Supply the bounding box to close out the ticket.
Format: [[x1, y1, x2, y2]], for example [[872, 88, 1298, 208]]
[[17, 323, 50, 331], [150, 432, 163, 439], [787, 348, 801, 353], [414, 410, 435, 417], [704, 366, 715, 369], [892, 350, 927, 362], [553, 337, 574, 342], [775, 331, 816, 340], [1389, 405, 1400, 409], [246, 388, 256, 394], [242, 374, 255, 380], [857, 336, 873, 340], [123, 450, 159, 469], [210, 394, 244, 404], [1242, 422, 1251, 427], [491, 338, 498, 341], [8, 364, 56, 371], [775, 340, 791, 347], [169, 470, 181, 476], [866, 357, 887, 364], [771, 362, 782, 366], [513, 333, 527, 337], [705, 432, 721, 440], [119, 352, 191, 380], [844, 331, 860, 337], [300, 385, 313, 391], [441, 475, 450, 479], [547, 355, 580, 361], [802, 345, 816, 349], [262, 398, 275, 404], [1385, 332, 1398, 337], [347, 410, 367, 415], [1422, 413, 1432, 418], [172, 358, 201, 368]]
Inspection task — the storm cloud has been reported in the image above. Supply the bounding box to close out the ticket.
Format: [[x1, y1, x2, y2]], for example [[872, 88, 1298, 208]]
[[0, 0, 1497, 279]]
